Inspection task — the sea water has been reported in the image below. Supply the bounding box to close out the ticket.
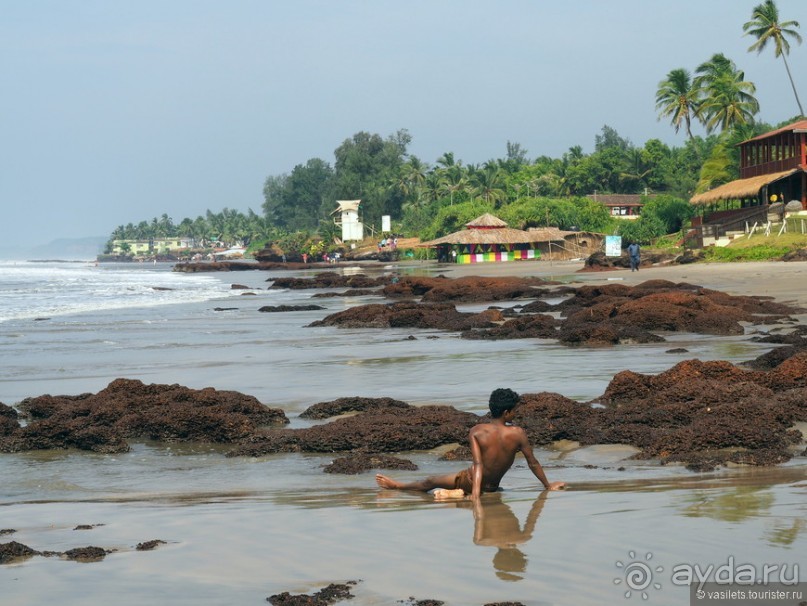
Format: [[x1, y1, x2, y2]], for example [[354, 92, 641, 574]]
[[0, 260, 804, 606]]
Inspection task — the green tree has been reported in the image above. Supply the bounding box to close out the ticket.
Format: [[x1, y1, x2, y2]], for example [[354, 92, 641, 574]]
[[469, 163, 507, 205], [656, 68, 701, 140], [695, 142, 734, 194], [744, 0, 804, 116], [332, 130, 411, 229], [640, 195, 694, 233], [695, 54, 759, 133]]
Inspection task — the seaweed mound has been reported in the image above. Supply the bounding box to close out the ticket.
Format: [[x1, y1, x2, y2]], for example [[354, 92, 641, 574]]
[[0, 379, 288, 454], [228, 405, 478, 457], [512, 354, 807, 470], [309, 279, 802, 347], [383, 275, 551, 303], [269, 272, 389, 290], [267, 582, 358, 606], [300, 397, 410, 420], [323, 453, 418, 474], [308, 301, 502, 331]]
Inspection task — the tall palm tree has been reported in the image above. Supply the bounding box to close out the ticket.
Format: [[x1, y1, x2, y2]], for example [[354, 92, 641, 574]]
[[655, 68, 701, 140], [743, 0, 804, 116], [695, 54, 760, 133]]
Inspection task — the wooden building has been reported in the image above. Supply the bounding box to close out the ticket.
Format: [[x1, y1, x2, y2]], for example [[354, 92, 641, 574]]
[[586, 193, 653, 218], [689, 120, 807, 246], [691, 120, 807, 209]]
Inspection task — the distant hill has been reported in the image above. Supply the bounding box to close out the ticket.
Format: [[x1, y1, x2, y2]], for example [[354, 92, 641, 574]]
[[0, 237, 107, 261]]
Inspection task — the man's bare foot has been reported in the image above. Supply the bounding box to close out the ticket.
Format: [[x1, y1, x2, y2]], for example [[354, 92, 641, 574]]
[[375, 474, 403, 489]]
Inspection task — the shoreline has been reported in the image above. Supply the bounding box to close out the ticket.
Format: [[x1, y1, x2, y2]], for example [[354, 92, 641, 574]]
[[420, 258, 807, 308], [2, 258, 807, 606]]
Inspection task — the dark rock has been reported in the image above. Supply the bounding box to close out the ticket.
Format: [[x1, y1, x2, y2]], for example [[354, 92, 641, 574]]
[[64, 546, 107, 562], [0, 541, 40, 564], [267, 581, 357, 605], [781, 248, 807, 262], [311, 289, 379, 298], [136, 540, 166, 551], [269, 272, 389, 290], [300, 397, 410, 420], [174, 261, 264, 272], [581, 251, 675, 271], [258, 305, 326, 312], [323, 454, 418, 474]]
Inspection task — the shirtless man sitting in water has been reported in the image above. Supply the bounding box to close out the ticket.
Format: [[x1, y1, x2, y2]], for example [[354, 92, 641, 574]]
[[376, 388, 566, 499]]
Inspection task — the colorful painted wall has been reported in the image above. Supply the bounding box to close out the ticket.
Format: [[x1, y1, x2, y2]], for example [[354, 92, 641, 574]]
[[457, 249, 540, 264]]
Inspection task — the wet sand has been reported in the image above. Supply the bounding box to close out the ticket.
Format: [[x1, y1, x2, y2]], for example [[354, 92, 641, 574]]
[[1, 258, 806, 606], [434, 258, 807, 308]]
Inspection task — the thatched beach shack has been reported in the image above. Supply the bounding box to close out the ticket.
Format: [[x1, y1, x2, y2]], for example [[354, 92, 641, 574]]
[[689, 120, 807, 246], [418, 213, 603, 263]]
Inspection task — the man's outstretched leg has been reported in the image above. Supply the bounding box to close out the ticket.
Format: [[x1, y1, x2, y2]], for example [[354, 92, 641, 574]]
[[376, 471, 461, 492]]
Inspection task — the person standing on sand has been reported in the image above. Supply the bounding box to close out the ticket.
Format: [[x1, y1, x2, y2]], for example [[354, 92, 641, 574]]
[[627, 241, 641, 271], [376, 388, 566, 499]]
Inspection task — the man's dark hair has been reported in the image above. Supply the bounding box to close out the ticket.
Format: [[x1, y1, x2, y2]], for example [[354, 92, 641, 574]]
[[489, 388, 520, 418]]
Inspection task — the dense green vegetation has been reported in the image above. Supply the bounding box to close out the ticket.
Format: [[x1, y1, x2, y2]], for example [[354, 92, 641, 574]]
[[104, 1, 804, 259]]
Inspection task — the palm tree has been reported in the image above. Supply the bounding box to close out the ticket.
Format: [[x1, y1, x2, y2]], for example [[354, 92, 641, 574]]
[[695, 54, 760, 133], [469, 164, 506, 206], [397, 158, 427, 205], [437, 165, 467, 206], [655, 68, 701, 140], [743, 0, 804, 117]]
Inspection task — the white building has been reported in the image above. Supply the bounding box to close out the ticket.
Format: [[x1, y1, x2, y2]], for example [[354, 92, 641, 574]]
[[332, 200, 364, 241]]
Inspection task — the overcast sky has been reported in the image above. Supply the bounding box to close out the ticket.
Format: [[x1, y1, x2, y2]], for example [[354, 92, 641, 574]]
[[1, 0, 805, 252]]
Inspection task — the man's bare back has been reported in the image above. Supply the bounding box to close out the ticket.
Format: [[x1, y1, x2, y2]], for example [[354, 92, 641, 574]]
[[375, 388, 565, 499]]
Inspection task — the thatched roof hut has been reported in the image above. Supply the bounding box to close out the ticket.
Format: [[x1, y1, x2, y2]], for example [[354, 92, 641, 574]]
[[418, 214, 603, 262], [690, 169, 801, 205], [418, 214, 538, 247]]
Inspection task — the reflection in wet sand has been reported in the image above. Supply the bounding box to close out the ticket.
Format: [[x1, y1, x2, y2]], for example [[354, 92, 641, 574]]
[[469, 492, 547, 581]]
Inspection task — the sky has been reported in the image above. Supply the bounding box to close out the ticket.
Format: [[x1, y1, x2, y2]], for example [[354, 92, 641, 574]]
[[1, 0, 805, 253]]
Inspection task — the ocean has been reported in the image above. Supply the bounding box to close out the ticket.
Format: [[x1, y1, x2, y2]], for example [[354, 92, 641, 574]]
[[1, 259, 804, 606]]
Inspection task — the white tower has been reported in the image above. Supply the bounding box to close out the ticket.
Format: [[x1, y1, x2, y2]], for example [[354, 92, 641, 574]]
[[333, 200, 364, 241]]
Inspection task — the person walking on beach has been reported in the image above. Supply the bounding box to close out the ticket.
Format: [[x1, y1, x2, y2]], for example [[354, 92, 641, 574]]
[[627, 241, 641, 271], [376, 388, 566, 499]]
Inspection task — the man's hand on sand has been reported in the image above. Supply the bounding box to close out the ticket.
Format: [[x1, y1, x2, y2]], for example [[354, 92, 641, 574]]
[[547, 481, 567, 491]]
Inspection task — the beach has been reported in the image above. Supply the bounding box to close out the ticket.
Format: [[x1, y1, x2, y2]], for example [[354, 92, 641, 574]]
[[1, 258, 805, 606]]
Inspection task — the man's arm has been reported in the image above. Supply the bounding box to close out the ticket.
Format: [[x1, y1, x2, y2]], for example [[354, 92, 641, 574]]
[[519, 431, 566, 491], [470, 428, 484, 500]]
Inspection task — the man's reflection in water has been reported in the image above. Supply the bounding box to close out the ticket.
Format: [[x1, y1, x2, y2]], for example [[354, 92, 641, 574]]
[[467, 492, 547, 581]]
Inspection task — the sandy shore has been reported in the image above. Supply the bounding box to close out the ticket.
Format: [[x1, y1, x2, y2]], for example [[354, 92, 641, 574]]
[[2, 258, 806, 606], [426, 258, 807, 309]]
